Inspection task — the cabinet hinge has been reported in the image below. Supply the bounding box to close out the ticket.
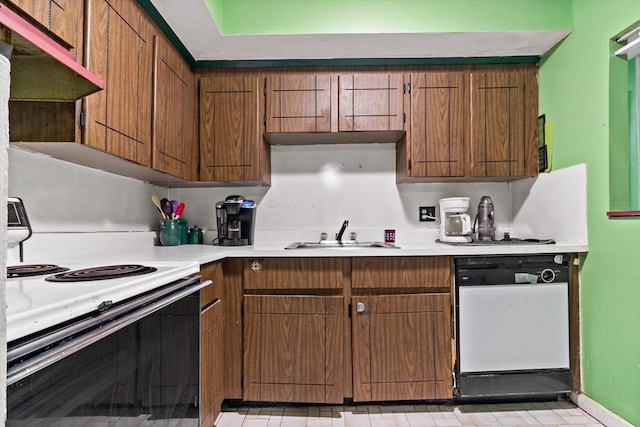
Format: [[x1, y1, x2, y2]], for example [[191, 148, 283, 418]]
[[263, 84, 267, 96], [263, 114, 267, 126], [403, 112, 406, 124], [408, 159, 411, 170], [404, 82, 411, 94], [348, 302, 352, 318], [78, 111, 85, 129]]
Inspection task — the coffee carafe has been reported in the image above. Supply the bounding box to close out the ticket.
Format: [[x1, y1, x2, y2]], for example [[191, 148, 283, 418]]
[[215, 195, 256, 246], [438, 197, 472, 243]]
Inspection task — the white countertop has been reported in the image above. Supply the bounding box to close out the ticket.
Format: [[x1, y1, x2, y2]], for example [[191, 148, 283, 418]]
[[117, 240, 587, 266], [7, 233, 586, 343]]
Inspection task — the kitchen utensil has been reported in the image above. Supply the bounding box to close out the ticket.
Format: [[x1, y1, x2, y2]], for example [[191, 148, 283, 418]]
[[160, 198, 173, 219], [151, 195, 166, 219], [475, 196, 495, 240], [171, 200, 180, 214], [174, 202, 185, 219]]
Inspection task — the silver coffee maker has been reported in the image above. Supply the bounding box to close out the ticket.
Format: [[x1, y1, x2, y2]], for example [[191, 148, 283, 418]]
[[215, 195, 256, 246]]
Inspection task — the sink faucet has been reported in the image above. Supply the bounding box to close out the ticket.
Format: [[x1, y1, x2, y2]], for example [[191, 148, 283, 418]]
[[336, 220, 349, 243]]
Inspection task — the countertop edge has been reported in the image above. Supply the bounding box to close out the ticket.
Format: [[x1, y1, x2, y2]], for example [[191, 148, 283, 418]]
[[191, 243, 588, 266]]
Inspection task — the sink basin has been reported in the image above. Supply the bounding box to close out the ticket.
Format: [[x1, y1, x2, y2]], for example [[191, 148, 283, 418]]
[[285, 240, 400, 249]]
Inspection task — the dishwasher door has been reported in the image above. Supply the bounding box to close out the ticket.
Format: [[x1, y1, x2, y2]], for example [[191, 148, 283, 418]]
[[458, 281, 569, 373]]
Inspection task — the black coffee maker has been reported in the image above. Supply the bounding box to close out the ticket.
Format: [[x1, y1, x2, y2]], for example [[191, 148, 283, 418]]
[[215, 195, 256, 246]]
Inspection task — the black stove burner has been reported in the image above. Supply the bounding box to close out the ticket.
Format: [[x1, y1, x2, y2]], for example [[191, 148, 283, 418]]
[[45, 264, 158, 282], [7, 264, 70, 278]]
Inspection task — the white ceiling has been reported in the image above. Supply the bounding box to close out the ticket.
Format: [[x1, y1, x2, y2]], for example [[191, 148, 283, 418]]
[[149, 0, 571, 62]]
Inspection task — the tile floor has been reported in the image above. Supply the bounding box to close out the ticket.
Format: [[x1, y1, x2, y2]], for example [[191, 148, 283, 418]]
[[217, 401, 605, 427]]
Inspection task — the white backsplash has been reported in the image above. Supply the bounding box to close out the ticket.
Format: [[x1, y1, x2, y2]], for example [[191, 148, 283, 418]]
[[7, 143, 586, 248], [7, 147, 168, 232], [171, 144, 511, 244]]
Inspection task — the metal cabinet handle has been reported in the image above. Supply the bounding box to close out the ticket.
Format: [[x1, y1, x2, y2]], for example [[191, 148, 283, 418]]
[[356, 302, 366, 313]]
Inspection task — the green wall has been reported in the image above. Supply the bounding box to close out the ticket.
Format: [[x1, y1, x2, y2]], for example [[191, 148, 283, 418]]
[[202, 0, 640, 424], [205, 0, 572, 34], [539, 1, 640, 425]]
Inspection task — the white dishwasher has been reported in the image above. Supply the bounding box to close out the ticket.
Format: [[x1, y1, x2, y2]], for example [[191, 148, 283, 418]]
[[454, 254, 571, 401]]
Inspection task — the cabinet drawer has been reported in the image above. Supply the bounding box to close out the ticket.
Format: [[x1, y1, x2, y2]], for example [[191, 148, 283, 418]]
[[243, 258, 343, 290], [351, 256, 451, 289]]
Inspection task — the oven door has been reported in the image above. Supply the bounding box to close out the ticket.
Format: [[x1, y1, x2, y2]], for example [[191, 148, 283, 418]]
[[7, 276, 208, 426]]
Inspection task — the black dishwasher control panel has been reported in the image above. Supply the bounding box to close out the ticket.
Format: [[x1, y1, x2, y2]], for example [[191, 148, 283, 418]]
[[455, 254, 569, 286]]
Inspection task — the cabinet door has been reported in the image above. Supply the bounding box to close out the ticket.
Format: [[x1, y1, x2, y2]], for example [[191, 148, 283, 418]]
[[469, 70, 538, 177], [351, 294, 452, 401], [265, 74, 331, 133], [244, 295, 344, 403], [200, 299, 223, 427], [10, 0, 82, 49], [409, 72, 467, 177], [338, 73, 404, 131], [199, 76, 265, 182], [84, 0, 154, 167], [152, 34, 197, 180]]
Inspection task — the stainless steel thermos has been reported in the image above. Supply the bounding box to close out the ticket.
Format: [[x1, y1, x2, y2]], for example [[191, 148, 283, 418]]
[[476, 196, 495, 240]]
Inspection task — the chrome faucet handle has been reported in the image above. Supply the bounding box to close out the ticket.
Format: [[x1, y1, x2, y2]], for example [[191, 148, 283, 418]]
[[320, 232, 328, 241], [350, 232, 357, 241]]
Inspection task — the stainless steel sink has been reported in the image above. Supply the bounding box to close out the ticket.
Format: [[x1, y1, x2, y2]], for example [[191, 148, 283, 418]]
[[285, 240, 400, 249]]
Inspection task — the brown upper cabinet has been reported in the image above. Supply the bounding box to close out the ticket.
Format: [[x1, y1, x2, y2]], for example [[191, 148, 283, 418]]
[[338, 73, 405, 131], [199, 75, 270, 184], [152, 34, 198, 181], [83, 0, 154, 168], [404, 71, 468, 178], [9, 0, 197, 183], [469, 69, 539, 178], [7, 0, 83, 51], [398, 64, 538, 181], [265, 73, 331, 133]]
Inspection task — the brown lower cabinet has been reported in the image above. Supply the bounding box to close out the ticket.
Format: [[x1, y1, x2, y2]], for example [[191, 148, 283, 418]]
[[200, 299, 222, 427], [234, 256, 453, 404], [243, 295, 345, 403], [199, 263, 224, 427], [351, 293, 452, 401]]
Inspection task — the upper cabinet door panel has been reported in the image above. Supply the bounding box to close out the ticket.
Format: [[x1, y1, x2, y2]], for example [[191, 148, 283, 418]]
[[266, 74, 331, 133], [338, 73, 404, 131], [199, 76, 261, 182], [469, 71, 538, 177], [410, 72, 467, 178], [153, 35, 197, 180], [84, 0, 154, 167], [10, 0, 81, 48]]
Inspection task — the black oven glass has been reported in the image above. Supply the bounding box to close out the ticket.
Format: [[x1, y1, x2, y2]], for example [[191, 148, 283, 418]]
[[7, 293, 200, 426]]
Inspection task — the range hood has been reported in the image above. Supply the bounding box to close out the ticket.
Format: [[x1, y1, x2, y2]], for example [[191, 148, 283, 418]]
[[0, 4, 103, 101]]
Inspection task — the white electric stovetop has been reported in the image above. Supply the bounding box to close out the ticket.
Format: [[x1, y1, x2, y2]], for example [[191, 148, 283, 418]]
[[6, 260, 200, 343]]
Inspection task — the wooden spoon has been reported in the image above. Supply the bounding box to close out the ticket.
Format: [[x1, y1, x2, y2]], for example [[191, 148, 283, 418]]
[[151, 194, 166, 219]]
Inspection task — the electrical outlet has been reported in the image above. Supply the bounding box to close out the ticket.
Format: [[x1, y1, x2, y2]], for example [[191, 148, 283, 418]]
[[419, 206, 436, 222]]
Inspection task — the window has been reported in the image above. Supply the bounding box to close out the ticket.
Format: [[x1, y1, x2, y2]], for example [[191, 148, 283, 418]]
[[608, 23, 640, 216]]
